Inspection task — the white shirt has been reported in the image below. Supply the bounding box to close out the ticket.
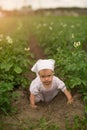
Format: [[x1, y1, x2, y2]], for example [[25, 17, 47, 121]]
[[29, 76, 66, 102]]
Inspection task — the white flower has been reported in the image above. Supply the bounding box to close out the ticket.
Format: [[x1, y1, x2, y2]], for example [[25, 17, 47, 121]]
[[63, 24, 67, 27], [43, 23, 47, 27], [6, 36, 13, 44], [49, 26, 53, 30], [24, 47, 30, 51], [71, 25, 74, 28], [71, 33, 75, 38], [61, 23, 67, 27], [73, 41, 81, 48]]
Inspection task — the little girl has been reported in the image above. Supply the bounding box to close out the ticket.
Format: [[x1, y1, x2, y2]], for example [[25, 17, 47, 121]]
[[29, 59, 73, 108]]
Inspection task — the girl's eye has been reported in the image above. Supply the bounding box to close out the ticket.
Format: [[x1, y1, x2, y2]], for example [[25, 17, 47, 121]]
[[48, 75, 51, 77], [40, 74, 53, 78], [40, 75, 47, 78]]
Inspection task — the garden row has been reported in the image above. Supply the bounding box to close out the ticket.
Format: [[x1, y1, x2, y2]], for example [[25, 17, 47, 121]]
[[30, 15, 87, 129], [0, 16, 34, 114]]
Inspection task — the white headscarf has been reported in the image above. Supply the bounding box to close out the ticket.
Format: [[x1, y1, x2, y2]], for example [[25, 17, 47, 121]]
[[31, 59, 55, 76]]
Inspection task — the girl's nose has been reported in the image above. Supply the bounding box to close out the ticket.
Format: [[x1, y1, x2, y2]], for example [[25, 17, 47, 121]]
[[44, 77, 49, 81]]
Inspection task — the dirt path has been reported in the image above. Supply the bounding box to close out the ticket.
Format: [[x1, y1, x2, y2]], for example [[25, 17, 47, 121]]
[[1, 36, 85, 130], [29, 35, 46, 59]]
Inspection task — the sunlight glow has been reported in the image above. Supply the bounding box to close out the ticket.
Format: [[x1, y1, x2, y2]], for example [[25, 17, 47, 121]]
[[0, 0, 24, 10], [0, 0, 87, 10]]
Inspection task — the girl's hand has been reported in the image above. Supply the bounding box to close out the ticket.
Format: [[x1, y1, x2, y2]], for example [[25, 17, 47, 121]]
[[30, 104, 38, 109], [67, 97, 74, 104]]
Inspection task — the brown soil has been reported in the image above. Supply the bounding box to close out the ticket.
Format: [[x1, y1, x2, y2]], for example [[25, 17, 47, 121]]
[[0, 36, 85, 130]]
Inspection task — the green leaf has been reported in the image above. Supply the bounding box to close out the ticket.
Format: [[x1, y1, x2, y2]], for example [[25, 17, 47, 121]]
[[14, 66, 22, 74], [5, 63, 13, 71], [0, 63, 13, 71]]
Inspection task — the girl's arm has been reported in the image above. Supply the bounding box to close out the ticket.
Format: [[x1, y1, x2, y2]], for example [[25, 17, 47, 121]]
[[63, 89, 73, 104], [30, 93, 37, 108]]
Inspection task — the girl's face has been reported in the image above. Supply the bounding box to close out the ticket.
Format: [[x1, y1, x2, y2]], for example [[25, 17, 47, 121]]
[[39, 69, 54, 87]]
